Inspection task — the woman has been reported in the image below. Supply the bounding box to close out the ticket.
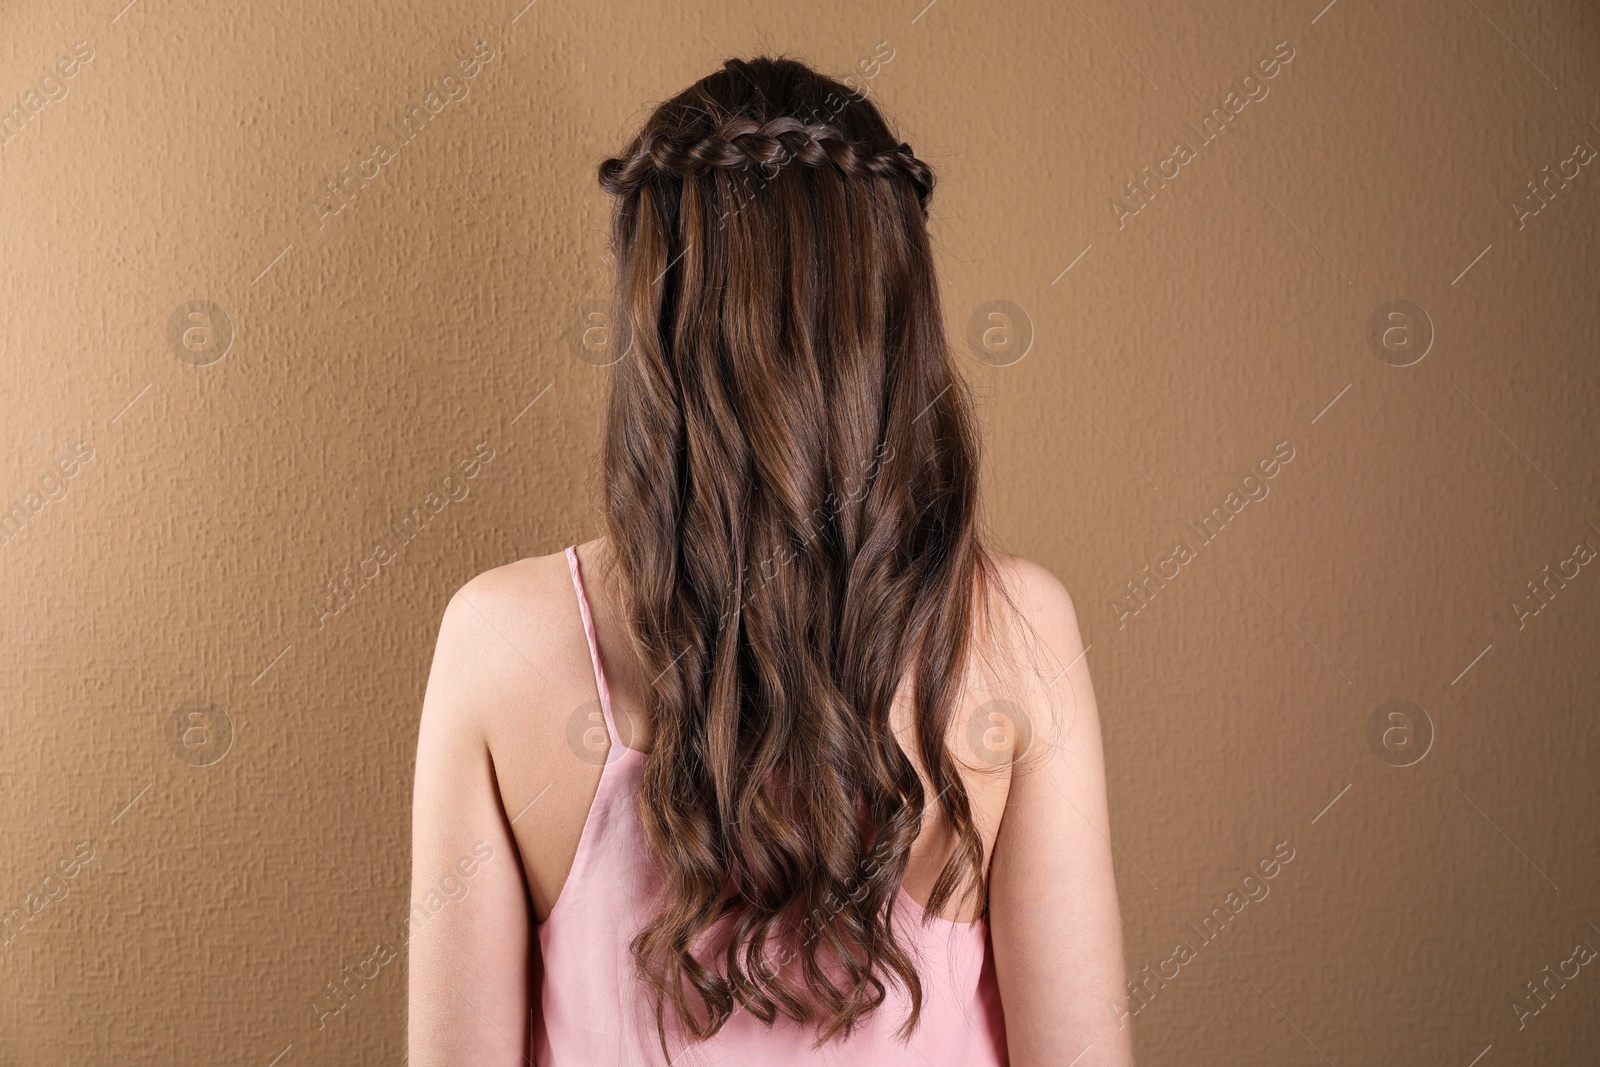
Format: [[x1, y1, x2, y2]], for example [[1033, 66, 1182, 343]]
[[408, 55, 1132, 1066]]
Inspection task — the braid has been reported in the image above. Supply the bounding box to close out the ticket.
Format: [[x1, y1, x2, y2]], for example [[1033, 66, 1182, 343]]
[[599, 116, 933, 213]]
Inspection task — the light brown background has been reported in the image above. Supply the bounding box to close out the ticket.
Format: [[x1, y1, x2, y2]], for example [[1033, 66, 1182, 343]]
[[3, 0, 1597, 1063]]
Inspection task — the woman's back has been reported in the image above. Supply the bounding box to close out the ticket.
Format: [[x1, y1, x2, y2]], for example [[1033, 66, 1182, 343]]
[[408, 537, 1130, 1064], [522, 543, 1005, 1064]]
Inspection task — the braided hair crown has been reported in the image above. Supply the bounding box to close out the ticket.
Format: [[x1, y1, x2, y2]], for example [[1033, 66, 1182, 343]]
[[597, 57, 934, 215]]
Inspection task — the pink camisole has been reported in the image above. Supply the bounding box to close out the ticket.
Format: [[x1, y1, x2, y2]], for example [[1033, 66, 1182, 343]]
[[534, 546, 1008, 1065]]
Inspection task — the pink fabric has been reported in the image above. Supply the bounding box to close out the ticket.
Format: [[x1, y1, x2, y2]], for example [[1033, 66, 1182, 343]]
[[534, 546, 1008, 1065]]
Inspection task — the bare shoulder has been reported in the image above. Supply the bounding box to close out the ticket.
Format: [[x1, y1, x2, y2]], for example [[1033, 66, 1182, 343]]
[[971, 550, 1096, 761], [423, 548, 590, 740], [986, 551, 1077, 613], [443, 549, 575, 641], [978, 550, 1087, 670]]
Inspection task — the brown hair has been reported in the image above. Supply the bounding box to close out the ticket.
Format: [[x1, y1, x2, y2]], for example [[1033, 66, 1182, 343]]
[[597, 54, 998, 1052]]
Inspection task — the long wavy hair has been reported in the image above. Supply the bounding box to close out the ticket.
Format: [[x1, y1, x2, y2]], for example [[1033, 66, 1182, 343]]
[[596, 54, 1001, 1053]]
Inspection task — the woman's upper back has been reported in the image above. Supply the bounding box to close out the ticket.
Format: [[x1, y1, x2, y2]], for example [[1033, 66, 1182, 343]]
[[484, 539, 1015, 928], [518, 544, 1006, 1064], [408, 536, 1131, 1066]]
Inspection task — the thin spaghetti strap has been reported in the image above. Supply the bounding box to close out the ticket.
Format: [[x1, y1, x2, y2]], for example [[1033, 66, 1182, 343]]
[[565, 545, 622, 747]]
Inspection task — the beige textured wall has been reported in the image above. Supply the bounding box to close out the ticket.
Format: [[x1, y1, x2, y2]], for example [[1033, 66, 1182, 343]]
[[3, 0, 1597, 1063]]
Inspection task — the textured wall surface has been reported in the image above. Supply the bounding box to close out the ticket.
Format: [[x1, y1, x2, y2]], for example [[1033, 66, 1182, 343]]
[[2, 0, 1597, 1064]]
